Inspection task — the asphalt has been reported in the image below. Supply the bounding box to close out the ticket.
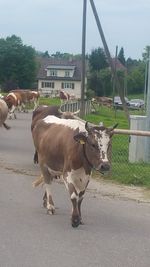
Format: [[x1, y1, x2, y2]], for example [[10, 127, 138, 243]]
[[0, 112, 150, 267]]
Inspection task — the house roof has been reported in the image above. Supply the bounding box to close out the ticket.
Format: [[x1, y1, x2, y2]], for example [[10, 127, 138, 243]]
[[111, 58, 127, 71], [37, 57, 82, 81]]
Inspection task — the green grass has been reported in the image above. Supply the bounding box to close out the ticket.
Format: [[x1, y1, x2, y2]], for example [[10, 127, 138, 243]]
[[39, 97, 60, 106]]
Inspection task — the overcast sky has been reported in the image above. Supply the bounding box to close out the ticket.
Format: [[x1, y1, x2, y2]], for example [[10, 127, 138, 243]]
[[0, 0, 149, 60]]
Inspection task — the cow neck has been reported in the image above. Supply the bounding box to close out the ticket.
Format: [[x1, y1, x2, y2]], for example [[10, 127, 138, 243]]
[[82, 143, 93, 170]]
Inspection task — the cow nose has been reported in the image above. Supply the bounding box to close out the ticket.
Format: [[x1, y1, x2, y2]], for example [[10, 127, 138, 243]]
[[99, 162, 110, 173]]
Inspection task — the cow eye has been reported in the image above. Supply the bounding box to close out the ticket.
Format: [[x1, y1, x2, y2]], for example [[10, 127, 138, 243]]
[[91, 143, 97, 149]]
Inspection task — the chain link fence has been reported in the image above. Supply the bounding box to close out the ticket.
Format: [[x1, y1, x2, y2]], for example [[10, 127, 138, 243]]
[[108, 134, 150, 187]]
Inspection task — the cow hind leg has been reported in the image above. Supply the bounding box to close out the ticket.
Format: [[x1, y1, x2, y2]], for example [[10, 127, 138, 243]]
[[40, 165, 55, 214], [44, 183, 55, 215]]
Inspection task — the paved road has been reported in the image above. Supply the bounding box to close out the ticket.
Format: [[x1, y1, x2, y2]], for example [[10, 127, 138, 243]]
[[0, 112, 150, 267]]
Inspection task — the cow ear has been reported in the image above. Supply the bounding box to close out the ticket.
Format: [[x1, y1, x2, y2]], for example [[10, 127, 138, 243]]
[[74, 132, 87, 144], [85, 121, 93, 132]]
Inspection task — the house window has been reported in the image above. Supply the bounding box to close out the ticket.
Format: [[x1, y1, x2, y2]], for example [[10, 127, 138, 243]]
[[50, 70, 57, 76], [41, 82, 54, 88], [65, 71, 70, 77], [61, 83, 75, 89]]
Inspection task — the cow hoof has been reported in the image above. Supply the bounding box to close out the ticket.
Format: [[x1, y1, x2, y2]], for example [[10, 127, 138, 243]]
[[80, 220, 84, 225], [34, 158, 38, 164], [47, 208, 55, 215], [71, 217, 81, 228]]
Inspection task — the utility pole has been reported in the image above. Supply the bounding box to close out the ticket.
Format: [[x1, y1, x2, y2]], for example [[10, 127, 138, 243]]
[[112, 45, 118, 99], [89, 0, 129, 124], [144, 48, 150, 161], [146, 48, 150, 115], [80, 0, 87, 117]]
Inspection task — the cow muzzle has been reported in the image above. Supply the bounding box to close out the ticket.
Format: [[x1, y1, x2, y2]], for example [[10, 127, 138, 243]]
[[98, 162, 110, 173]]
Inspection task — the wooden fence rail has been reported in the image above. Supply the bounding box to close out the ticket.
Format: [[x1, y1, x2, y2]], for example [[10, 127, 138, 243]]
[[113, 129, 150, 137]]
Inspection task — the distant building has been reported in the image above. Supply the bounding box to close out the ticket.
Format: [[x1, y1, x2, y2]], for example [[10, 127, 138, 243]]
[[111, 58, 127, 72], [37, 57, 85, 98]]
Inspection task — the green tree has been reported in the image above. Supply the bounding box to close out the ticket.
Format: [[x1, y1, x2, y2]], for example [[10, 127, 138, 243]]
[[51, 52, 82, 60], [126, 57, 139, 71], [127, 62, 145, 94], [118, 47, 126, 66], [88, 47, 108, 71], [42, 51, 50, 58], [87, 68, 112, 96], [87, 47, 111, 96], [99, 68, 112, 96], [0, 35, 37, 91]]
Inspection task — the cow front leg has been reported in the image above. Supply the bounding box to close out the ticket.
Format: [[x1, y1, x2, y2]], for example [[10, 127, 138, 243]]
[[68, 183, 80, 227], [78, 191, 85, 225]]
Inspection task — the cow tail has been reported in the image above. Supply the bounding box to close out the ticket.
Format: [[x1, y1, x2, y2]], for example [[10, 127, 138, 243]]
[[32, 175, 44, 187]]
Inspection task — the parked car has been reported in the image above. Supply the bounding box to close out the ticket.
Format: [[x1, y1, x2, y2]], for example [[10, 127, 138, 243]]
[[129, 99, 145, 109], [113, 96, 130, 108]]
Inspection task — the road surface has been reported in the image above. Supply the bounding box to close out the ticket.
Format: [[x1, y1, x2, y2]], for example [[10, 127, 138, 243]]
[[0, 112, 150, 267]]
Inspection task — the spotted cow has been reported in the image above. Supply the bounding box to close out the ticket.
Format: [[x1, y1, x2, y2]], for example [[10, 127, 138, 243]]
[[32, 115, 117, 227]]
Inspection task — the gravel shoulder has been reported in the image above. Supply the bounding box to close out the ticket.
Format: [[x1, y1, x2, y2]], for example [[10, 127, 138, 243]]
[[89, 176, 150, 203]]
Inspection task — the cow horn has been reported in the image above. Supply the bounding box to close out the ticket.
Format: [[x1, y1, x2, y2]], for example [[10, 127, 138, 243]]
[[112, 123, 119, 129], [85, 121, 94, 132], [58, 108, 63, 114], [108, 123, 119, 132], [73, 109, 80, 115], [58, 104, 65, 114]]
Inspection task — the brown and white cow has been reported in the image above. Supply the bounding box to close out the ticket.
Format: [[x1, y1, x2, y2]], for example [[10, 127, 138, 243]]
[[59, 90, 70, 104], [31, 105, 80, 163], [4, 90, 40, 119], [0, 99, 10, 129], [32, 115, 116, 227], [12, 90, 40, 110], [4, 92, 23, 119]]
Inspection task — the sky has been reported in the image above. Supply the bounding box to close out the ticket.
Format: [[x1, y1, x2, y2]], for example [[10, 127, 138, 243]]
[[0, 0, 150, 60]]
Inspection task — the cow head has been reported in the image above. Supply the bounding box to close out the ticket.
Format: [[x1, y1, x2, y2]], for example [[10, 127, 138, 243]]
[[58, 108, 80, 119], [74, 122, 118, 173]]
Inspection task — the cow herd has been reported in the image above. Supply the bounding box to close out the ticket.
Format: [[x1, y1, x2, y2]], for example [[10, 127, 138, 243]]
[[0, 90, 117, 228]]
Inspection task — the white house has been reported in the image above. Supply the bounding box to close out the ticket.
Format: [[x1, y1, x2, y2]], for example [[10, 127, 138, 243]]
[[37, 57, 85, 98]]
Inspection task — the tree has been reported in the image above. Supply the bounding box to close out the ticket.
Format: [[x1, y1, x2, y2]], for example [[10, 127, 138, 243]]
[[88, 47, 108, 71], [0, 35, 37, 91], [87, 47, 111, 96], [50, 52, 82, 60], [87, 68, 112, 96], [126, 57, 139, 71], [127, 62, 145, 94], [118, 47, 126, 66], [42, 51, 50, 58]]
